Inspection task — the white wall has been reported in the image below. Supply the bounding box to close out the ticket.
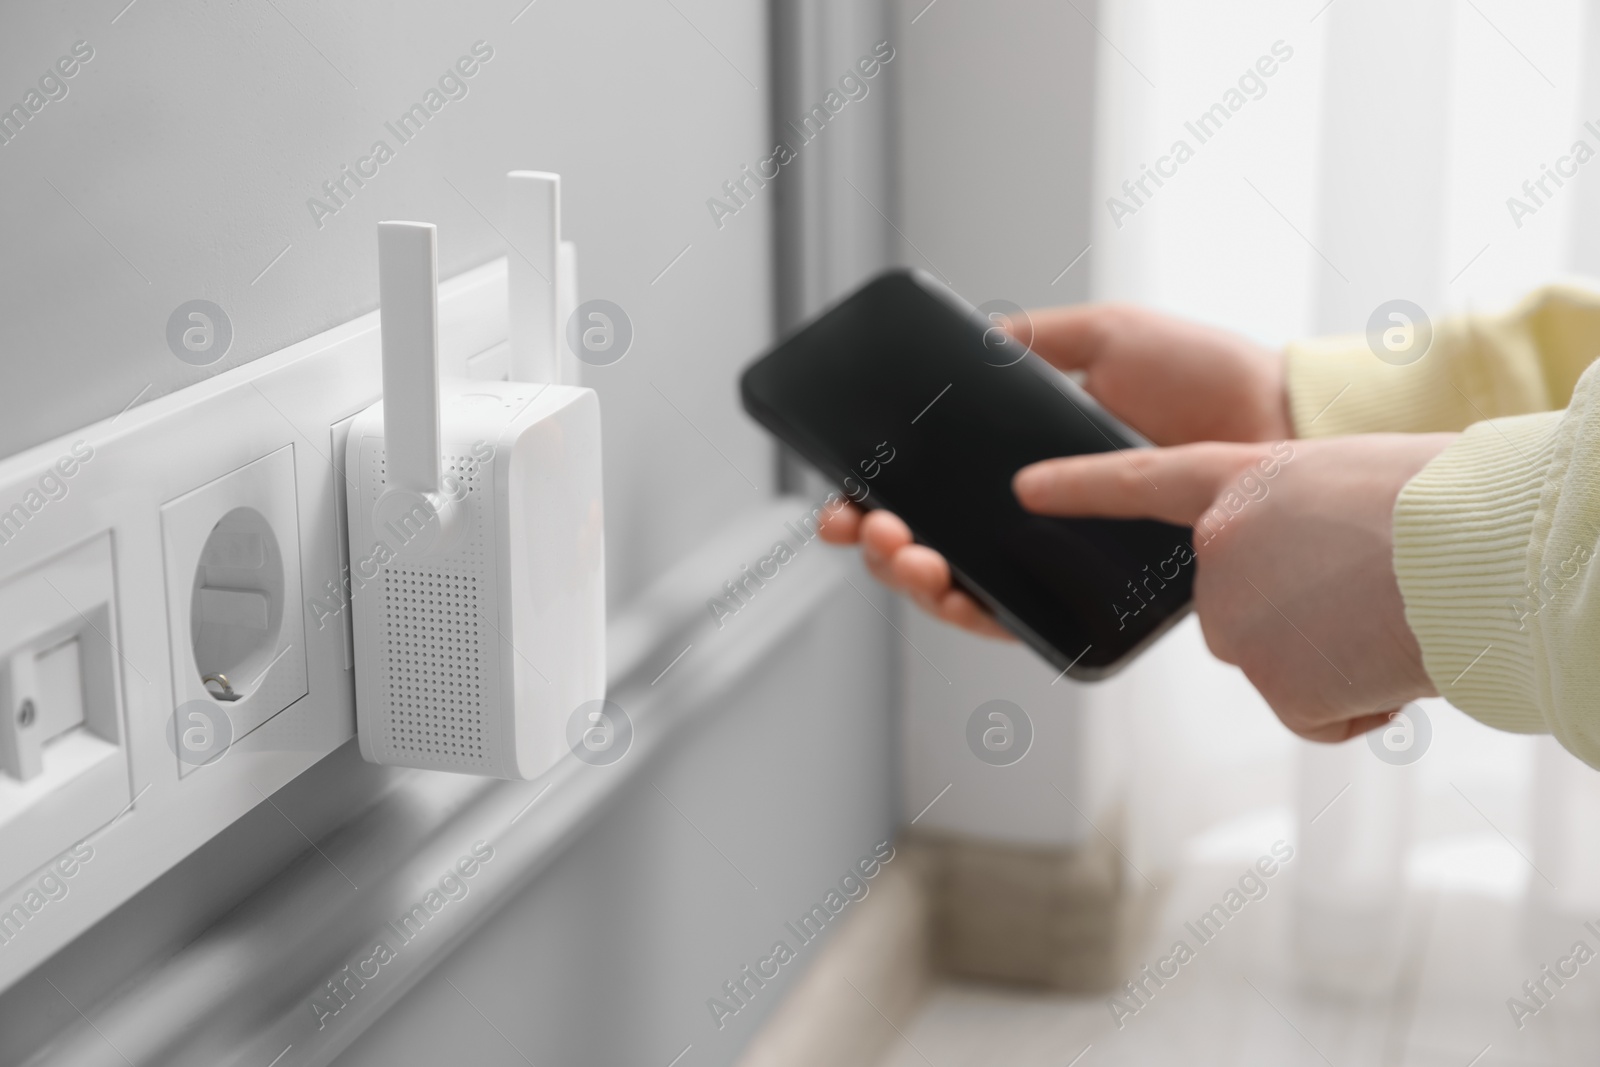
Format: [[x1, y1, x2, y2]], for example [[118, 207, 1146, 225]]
[[1085, 0, 1329, 877], [1086, 0, 1600, 919], [890, 0, 1600, 905]]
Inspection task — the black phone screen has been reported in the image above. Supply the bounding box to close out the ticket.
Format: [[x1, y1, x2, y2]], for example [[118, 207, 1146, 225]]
[[739, 269, 1194, 679]]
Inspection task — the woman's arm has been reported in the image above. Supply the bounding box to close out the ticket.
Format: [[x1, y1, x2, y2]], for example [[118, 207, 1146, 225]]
[[1393, 364, 1600, 765], [1288, 285, 1600, 764], [1288, 284, 1600, 436]]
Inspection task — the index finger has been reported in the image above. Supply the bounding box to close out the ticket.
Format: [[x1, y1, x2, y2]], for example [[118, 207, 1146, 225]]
[[1013, 442, 1264, 525]]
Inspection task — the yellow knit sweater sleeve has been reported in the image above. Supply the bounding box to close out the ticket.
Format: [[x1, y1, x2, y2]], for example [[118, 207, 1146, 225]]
[[1286, 286, 1600, 765], [1286, 285, 1600, 435]]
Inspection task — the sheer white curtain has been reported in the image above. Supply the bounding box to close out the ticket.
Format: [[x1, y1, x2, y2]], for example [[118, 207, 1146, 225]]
[[1085, 0, 1600, 985]]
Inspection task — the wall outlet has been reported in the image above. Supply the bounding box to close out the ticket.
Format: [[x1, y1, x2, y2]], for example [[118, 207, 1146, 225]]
[[0, 533, 128, 893], [160, 444, 308, 776]]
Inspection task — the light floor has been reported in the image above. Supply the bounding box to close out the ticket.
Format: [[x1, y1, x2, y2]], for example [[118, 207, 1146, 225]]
[[874, 853, 1600, 1067]]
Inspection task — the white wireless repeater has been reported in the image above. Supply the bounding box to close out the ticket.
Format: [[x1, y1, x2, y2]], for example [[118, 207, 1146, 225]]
[[346, 219, 605, 779]]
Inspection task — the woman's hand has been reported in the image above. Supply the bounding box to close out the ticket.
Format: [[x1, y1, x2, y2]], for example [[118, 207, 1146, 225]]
[[1012, 433, 1452, 741], [819, 303, 1291, 638], [1020, 302, 1292, 446], [818, 504, 1014, 639]]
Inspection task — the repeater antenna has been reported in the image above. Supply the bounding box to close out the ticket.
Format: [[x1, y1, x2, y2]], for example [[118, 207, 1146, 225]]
[[375, 220, 462, 557], [507, 171, 562, 384]]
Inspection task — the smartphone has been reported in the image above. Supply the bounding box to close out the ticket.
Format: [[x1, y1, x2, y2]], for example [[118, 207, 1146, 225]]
[[739, 269, 1193, 680]]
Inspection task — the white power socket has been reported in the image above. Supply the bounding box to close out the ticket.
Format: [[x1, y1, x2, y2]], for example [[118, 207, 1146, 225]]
[[160, 444, 308, 776]]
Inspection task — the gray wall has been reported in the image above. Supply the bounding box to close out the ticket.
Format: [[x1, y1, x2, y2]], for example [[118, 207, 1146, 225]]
[[892, 0, 1098, 311], [336, 596, 894, 1067], [0, 0, 775, 608], [0, 1, 901, 1062], [890, 0, 1105, 845]]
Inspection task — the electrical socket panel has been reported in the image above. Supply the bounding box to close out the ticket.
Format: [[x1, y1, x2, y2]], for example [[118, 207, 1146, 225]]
[[0, 168, 600, 990], [0, 251, 523, 991]]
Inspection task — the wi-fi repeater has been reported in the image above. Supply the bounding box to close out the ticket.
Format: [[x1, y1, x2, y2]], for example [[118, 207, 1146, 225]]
[[346, 172, 605, 779]]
